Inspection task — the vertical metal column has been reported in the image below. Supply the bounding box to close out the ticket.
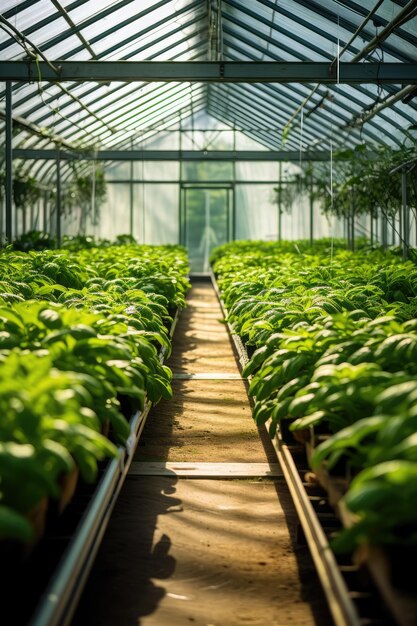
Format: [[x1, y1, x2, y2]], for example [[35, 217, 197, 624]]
[[5, 81, 13, 242], [382, 212, 388, 250], [402, 170, 409, 261], [309, 164, 314, 248], [277, 162, 282, 242], [398, 196, 402, 248], [350, 190, 355, 252], [203, 189, 210, 272], [56, 152, 61, 248], [226, 188, 230, 242], [129, 139, 134, 237], [178, 117, 183, 245], [141, 141, 145, 244], [43, 190, 48, 233], [232, 125, 236, 240], [30, 199, 35, 231], [183, 188, 187, 248]]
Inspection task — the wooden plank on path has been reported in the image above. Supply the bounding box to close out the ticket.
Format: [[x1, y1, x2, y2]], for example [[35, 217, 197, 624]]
[[172, 372, 242, 380], [129, 461, 283, 478]]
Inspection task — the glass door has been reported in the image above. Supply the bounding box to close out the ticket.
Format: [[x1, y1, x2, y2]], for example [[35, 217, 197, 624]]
[[182, 186, 233, 272]]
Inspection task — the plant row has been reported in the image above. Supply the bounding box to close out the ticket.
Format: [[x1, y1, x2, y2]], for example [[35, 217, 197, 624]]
[[212, 240, 417, 554], [9, 231, 138, 252], [0, 243, 189, 545]]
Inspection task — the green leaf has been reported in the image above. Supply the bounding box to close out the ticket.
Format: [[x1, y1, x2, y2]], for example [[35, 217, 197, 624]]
[[288, 392, 315, 417], [0, 307, 25, 330], [39, 308, 63, 329], [290, 410, 328, 432]]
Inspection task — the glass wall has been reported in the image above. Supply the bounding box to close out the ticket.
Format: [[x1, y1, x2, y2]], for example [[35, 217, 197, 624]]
[[95, 139, 344, 251], [51, 115, 404, 252]]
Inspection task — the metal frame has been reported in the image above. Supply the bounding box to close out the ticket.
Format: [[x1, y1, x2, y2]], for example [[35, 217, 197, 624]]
[[0, 0, 417, 171], [219, 41, 406, 148], [1, 0, 417, 213], [2, 60, 416, 83], [12, 149, 358, 161], [5, 82, 13, 242], [221, 18, 416, 131], [274, 438, 361, 626]]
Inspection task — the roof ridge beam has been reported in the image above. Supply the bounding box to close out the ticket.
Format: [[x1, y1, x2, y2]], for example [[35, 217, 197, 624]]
[[12, 148, 376, 161], [2, 61, 417, 84]]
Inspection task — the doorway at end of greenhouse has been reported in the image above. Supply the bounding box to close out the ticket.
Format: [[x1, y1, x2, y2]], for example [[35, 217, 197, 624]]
[[180, 184, 234, 273]]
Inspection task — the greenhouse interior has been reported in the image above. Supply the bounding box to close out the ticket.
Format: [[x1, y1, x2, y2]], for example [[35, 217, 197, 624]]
[[1, 1, 417, 625]]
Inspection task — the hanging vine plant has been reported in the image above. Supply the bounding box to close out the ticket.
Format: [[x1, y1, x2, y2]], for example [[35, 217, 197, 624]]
[[13, 173, 41, 212], [278, 143, 417, 223], [272, 169, 311, 216], [70, 165, 107, 234]]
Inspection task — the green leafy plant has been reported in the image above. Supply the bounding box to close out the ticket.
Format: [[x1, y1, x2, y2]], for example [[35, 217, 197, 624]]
[[0, 243, 190, 542], [213, 239, 417, 551]]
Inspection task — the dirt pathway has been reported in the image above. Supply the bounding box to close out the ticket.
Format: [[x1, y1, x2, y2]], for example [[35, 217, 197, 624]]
[[71, 281, 332, 626]]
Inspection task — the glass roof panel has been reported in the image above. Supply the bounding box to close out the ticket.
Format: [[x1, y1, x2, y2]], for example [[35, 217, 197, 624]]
[[1, 1, 57, 35], [65, 0, 132, 23], [1, 0, 416, 166]]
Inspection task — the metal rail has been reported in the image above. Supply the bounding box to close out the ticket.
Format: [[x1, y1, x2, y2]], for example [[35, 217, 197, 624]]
[[3, 60, 417, 83], [273, 438, 361, 626], [28, 309, 180, 626], [210, 269, 249, 370]]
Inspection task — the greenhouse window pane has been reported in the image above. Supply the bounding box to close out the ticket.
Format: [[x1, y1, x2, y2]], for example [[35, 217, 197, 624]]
[[1, 0, 56, 36], [17, 16, 70, 49], [64, 0, 124, 22], [140, 183, 179, 245], [235, 133, 269, 150], [182, 161, 234, 182], [2, 1, 25, 11], [74, 0, 202, 58], [140, 131, 180, 150], [235, 183, 277, 240], [236, 162, 280, 182], [139, 161, 180, 180], [104, 162, 130, 179]]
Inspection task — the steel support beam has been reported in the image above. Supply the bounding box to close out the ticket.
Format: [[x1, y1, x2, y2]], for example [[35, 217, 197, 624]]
[[2, 61, 417, 83], [402, 171, 409, 261], [277, 162, 282, 242], [56, 154, 61, 248], [381, 213, 388, 250], [309, 171, 314, 248], [5, 81, 13, 242], [129, 140, 134, 237], [12, 149, 369, 162]]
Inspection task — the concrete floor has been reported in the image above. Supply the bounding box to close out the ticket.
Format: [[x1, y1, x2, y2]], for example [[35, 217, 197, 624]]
[[71, 281, 332, 626]]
